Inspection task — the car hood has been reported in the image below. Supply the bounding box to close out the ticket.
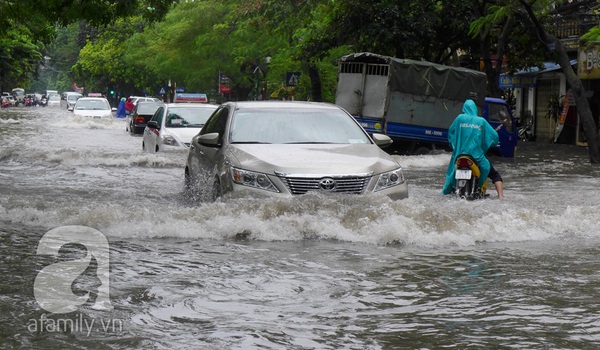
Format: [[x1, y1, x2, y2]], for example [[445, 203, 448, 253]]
[[228, 144, 401, 175], [166, 127, 202, 144]]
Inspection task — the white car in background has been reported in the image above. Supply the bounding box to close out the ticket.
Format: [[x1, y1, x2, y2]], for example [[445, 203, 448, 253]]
[[142, 103, 218, 153], [64, 92, 83, 110], [72, 97, 113, 120], [130, 96, 162, 107], [46, 94, 61, 107]]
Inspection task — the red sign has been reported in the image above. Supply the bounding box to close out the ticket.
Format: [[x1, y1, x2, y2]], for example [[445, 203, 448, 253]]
[[219, 84, 231, 94]]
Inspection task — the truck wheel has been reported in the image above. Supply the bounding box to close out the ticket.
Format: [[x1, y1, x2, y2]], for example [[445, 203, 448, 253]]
[[413, 146, 431, 155]]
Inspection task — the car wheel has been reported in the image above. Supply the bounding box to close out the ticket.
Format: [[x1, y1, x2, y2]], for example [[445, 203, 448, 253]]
[[184, 168, 202, 204], [212, 178, 222, 201]]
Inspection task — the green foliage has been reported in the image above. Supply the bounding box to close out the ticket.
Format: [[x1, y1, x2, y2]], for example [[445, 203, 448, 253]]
[[580, 26, 600, 46], [0, 0, 176, 92]]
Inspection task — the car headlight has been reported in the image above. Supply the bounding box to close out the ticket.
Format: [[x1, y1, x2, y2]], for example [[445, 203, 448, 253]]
[[374, 168, 405, 191], [231, 167, 279, 193], [162, 135, 179, 146]]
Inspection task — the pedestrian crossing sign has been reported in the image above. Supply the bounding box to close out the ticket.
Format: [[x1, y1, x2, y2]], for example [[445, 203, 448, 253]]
[[286, 72, 301, 86]]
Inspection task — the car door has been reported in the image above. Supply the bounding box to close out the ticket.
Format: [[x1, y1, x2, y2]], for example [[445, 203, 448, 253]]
[[144, 106, 164, 152], [188, 106, 229, 180]]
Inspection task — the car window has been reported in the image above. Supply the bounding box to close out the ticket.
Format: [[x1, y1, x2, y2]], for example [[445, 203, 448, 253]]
[[201, 107, 228, 144], [138, 103, 162, 114], [488, 103, 513, 132], [150, 107, 164, 125], [165, 107, 215, 128], [229, 108, 370, 144]]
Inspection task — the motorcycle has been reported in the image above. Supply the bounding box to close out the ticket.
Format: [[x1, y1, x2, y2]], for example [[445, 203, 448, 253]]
[[518, 122, 534, 141], [453, 154, 488, 200]]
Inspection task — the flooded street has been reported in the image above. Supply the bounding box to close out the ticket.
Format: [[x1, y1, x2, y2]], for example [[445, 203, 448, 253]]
[[1, 106, 600, 349]]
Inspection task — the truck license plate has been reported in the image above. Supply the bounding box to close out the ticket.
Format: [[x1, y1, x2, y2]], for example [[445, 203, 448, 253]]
[[455, 169, 472, 180]]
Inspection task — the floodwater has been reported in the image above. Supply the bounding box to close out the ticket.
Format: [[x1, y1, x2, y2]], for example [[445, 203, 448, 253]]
[[1, 106, 600, 349]]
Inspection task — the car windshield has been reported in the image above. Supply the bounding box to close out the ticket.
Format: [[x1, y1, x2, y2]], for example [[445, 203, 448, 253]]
[[137, 103, 162, 114], [165, 107, 214, 127], [230, 108, 371, 144], [49, 95, 60, 101], [76, 99, 110, 110]]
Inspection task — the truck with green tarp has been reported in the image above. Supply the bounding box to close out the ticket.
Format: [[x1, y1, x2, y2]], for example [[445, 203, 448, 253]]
[[335, 52, 517, 157]]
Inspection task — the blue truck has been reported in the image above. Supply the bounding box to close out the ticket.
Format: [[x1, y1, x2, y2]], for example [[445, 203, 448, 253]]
[[335, 52, 517, 157]]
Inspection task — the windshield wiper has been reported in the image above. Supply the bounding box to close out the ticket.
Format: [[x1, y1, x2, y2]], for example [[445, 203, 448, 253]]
[[231, 141, 271, 144]]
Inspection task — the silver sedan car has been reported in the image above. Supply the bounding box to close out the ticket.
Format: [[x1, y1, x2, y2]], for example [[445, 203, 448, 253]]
[[184, 101, 408, 201]]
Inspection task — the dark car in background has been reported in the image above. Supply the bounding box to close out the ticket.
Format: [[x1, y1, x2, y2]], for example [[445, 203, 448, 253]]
[[126, 101, 163, 135]]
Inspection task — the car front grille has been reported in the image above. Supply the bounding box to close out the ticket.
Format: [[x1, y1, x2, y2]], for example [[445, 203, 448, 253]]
[[278, 174, 372, 195]]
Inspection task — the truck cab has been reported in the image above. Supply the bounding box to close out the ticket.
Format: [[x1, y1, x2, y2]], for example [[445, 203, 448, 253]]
[[484, 97, 517, 157]]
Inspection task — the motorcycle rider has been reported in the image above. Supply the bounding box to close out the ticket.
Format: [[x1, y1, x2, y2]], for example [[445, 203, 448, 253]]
[[442, 99, 500, 197]]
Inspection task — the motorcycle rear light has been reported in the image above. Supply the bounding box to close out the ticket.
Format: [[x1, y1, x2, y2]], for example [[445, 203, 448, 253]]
[[456, 158, 473, 167]]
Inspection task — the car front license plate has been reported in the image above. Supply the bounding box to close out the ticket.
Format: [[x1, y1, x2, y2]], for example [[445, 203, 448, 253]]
[[455, 169, 472, 180]]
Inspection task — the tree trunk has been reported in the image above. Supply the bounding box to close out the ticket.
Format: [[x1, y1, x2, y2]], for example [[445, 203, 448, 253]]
[[519, 2, 600, 163], [308, 63, 322, 102]]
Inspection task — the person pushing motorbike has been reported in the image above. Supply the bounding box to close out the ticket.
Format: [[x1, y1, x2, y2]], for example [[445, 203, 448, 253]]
[[442, 99, 503, 198]]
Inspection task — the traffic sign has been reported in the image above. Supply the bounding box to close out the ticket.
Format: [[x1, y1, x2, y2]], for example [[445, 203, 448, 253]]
[[158, 87, 166, 95], [286, 72, 301, 86]]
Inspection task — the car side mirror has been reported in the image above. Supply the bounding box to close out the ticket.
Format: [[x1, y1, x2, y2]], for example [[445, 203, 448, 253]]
[[372, 133, 393, 148], [147, 120, 160, 129], [197, 132, 220, 147]]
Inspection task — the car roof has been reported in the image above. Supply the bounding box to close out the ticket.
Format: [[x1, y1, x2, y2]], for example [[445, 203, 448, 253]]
[[77, 97, 107, 101], [137, 101, 163, 105], [164, 103, 218, 108], [225, 101, 341, 110]]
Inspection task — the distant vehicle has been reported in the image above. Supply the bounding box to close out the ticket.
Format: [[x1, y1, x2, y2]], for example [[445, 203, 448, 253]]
[[1, 96, 13, 107], [46, 94, 61, 107], [184, 101, 409, 201], [126, 101, 163, 135], [130, 96, 161, 106], [11, 88, 25, 106], [72, 97, 113, 120], [142, 103, 218, 153], [2, 95, 16, 107], [64, 92, 83, 110], [46, 90, 58, 97]]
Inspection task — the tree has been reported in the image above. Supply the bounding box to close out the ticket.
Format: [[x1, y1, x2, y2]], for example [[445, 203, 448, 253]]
[[0, 0, 176, 91]]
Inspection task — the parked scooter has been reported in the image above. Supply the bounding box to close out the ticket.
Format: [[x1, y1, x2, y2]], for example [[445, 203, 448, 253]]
[[453, 154, 488, 200], [518, 123, 533, 141]]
